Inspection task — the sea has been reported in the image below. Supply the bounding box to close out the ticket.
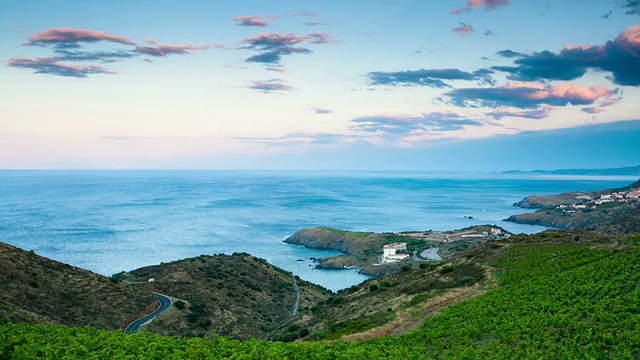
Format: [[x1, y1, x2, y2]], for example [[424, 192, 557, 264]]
[[0, 170, 635, 291]]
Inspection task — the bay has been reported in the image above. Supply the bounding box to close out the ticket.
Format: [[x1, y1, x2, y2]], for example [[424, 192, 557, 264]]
[[0, 170, 634, 291]]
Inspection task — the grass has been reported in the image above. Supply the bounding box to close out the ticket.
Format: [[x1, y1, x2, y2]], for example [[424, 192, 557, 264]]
[[316, 226, 372, 238]]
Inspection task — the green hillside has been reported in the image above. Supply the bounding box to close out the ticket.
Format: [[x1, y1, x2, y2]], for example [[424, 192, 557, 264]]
[[2, 231, 638, 358], [121, 252, 330, 340], [0, 242, 156, 331]]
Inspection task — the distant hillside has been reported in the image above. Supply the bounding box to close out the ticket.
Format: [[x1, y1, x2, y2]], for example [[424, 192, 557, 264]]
[[122, 253, 330, 340], [506, 179, 640, 232], [592, 207, 640, 234], [502, 164, 640, 176], [0, 242, 156, 331]]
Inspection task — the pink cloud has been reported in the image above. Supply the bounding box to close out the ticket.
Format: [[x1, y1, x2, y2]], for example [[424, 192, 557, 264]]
[[613, 25, 640, 57], [11, 28, 210, 78], [239, 31, 337, 65], [7, 56, 115, 78], [266, 66, 285, 72], [266, 15, 280, 19], [581, 107, 605, 114], [546, 83, 612, 103], [234, 14, 270, 27], [246, 78, 294, 93], [493, 82, 611, 103], [496, 25, 640, 86], [452, 23, 474, 36], [135, 44, 210, 57], [447, 82, 613, 108], [25, 28, 136, 46], [600, 99, 618, 107], [488, 107, 552, 119], [242, 32, 309, 48], [452, 0, 510, 14], [351, 111, 483, 139], [307, 32, 338, 44]]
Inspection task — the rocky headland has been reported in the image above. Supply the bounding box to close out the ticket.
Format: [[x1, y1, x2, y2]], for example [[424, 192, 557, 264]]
[[283, 227, 386, 254], [506, 179, 640, 232]]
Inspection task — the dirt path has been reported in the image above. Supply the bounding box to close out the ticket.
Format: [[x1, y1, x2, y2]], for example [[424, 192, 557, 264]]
[[290, 273, 299, 317]]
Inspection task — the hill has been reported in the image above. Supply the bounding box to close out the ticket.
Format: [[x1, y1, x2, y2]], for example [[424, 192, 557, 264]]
[[502, 164, 640, 176], [2, 230, 638, 358], [513, 178, 640, 209], [271, 254, 489, 342], [0, 241, 156, 331], [506, 179, 640, 232], [120, 252, 330, 340]]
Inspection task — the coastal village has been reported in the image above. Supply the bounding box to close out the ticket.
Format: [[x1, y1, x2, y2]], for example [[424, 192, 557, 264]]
[[556, 188, 640, 212]]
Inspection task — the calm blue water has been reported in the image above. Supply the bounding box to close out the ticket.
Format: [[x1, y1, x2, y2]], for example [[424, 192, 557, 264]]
[[0, 170, 635, 291]]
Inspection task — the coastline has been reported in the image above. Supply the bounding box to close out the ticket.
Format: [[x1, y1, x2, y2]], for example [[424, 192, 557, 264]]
[[1, 172, 633, 291], [504, 178, 639, 231]]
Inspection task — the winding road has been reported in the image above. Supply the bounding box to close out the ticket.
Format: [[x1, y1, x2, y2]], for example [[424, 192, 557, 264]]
[[421, 248, 442, 261], [124, 292, 173, 334]]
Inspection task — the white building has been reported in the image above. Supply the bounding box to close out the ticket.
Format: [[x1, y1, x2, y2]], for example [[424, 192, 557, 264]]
[[382, 243, 409, 263]]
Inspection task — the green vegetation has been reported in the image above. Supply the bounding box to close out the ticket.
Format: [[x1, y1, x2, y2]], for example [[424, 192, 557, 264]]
[[317, 226, 371, 238], [2, 234, 638, 358], [270, 257, 487, 342], [127, 252, 329, 340], [0, 242, 155, 331], [308, 310, 395, 340]]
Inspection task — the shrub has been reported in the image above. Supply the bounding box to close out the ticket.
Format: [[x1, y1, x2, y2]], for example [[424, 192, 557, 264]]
[[280, 332, 299, 342], [185, 313, 199, 324], [174, 300, 185, 310], [439, 266, 454, 274], [198, 319, 212, 329], [369, 284, 379, 292]]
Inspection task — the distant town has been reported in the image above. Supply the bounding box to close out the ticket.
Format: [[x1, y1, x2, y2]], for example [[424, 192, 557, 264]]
[[556, 188, 640, 213]]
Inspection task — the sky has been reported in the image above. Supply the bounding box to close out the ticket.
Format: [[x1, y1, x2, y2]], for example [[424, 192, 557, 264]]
[[1, 0, 639, 171]]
